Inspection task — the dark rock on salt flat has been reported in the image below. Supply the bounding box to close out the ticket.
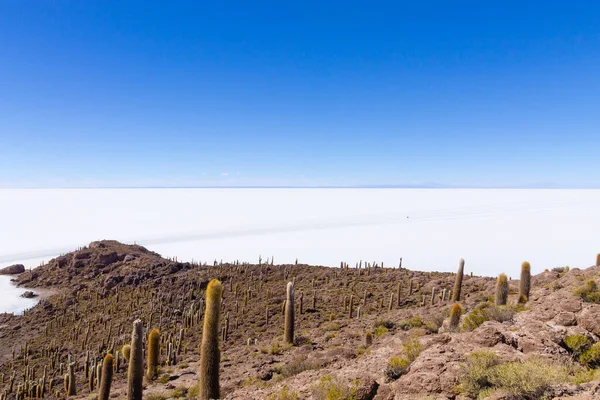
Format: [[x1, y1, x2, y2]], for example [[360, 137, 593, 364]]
[[20, 291, 36, 299], [0, 264, 25, 275]]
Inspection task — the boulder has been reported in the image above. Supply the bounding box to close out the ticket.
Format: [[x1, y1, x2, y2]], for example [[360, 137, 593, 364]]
[[0, 264, 25, 275], [21, 291, 36, 299], [554, 312, 577, 326], [577, 306, 600, 336]]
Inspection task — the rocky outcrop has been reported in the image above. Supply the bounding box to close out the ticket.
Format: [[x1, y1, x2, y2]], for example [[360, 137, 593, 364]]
[[0, 264, 25, 275]]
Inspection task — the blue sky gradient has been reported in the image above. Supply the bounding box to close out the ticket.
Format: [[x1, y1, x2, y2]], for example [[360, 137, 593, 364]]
[[1, 1, 599, 187]]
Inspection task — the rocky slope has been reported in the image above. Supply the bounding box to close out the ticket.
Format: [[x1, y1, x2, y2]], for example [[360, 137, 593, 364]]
[[1, 241, 600, 399]]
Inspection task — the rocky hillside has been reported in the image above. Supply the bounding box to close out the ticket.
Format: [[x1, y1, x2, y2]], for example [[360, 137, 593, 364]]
[[1, 241, 600, 399]]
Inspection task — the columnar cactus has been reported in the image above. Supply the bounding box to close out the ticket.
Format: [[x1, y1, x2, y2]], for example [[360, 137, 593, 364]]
[[519, 262, 531, 303], [67, 362, 76, 396], [127, 319, 143, 400], [365, 332, 372, 347], [284, 282, 295, 344], [147, 329, 160, 380], [449, 303, 462, 332], [98, 354, 114, 400], [122, 344, 131, 362], [199, 279, 222, 400], [597, 253, 600, 267], [452, 259, 464, 302], [495, 274, 509, 306]]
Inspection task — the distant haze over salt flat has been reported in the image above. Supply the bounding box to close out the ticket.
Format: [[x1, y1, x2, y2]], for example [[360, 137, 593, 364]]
[[1, 189, 599, 281]]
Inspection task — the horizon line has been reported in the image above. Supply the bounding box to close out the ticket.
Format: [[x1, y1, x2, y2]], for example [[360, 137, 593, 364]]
[[1, 184, 599, 190]]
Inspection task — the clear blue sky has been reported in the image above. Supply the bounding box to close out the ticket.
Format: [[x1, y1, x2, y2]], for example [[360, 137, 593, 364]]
[[1, 1, 599, 188]]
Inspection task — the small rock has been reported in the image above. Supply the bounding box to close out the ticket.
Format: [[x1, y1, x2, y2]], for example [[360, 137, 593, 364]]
[[21, 291, 37, 299]]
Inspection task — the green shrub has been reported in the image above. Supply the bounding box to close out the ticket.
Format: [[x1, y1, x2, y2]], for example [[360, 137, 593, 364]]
[[459, 352, 573, 399], [458, 351, 500, 398], [398, 316, 423, 330], [312, 376, 360, 400], [275, 355, 320, 378], [374, 319, 395, 330], [564, 334, 592, 359], [186, 384, 199, 399], [384, 356, 410, 381], [462, 302, 525, 331], [373, 326, 388, 338], [579, 342, 600, 368], [384, 337, 423, 382], [488, 358, 569, 399], [574, 280, 600, 303], [268, 386, 299, 400], [171, 387, 187, 398]]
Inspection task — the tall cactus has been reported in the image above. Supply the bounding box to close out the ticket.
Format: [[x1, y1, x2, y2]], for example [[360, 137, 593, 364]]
[[147, 329, 160, 380], [67, 362, 76, 396], [495, 273, 509, 306], [596, 253, 600, 267], [199, 279, 222, 400], [98, 354, 114, 400], [452, 259, 465, 302], [519, 262, 531, 303], [127, 319, 143, 400], [284, 282, 295, 344]]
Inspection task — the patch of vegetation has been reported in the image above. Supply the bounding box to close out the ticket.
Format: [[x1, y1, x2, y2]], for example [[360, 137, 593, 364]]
[[323, 322, 341, 331], [145, 395, 168, 400], [185, 384, 199, 399], [551, 266, 569, 276], [579, 342, 600, 368], [384, 337, 423, 382], [373, 325, 388, 338], [312, 375, 360, 400], [574, 280, 600, 303], [267, 386, 299, 400], [274, 355, 320, 378], [563, 335, 600, 368], [564, 334, 592, 359], [157, 374, 171, 384], [261, 341, 293, 355], [385, 356, 410, 381], [462, 302, 526, 331], [374, 319, 395, 329], [398, 315, 424, 330], [458, 351, 595, 399], [171, 386, 188, 398]]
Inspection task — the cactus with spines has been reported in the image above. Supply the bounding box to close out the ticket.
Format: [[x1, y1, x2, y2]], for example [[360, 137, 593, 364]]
[[199, 279, 222, 400], [348, 295, 354, 319], [495, 273, 509, 306], [127, 319, 143, 400], [452, 259, 465, 302], [519, 262, 531, 303], [98, 354, 114, 400], [67, 362, 76, 396], [147, 329, 160, 380], [122, 344, 131, 362], [284, 282, 295, 344], [449, 303, 462, 331], [365, 332, 372, 347], [597, 253, 600, 267]]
